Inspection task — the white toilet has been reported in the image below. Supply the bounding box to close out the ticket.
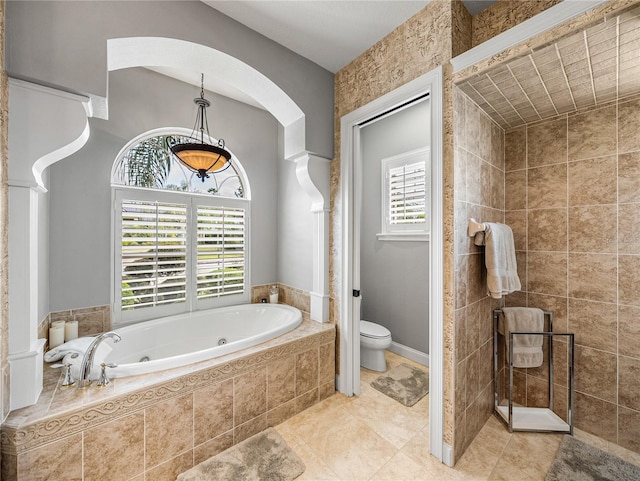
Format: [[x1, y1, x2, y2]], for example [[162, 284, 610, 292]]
[[360, 320, 392, 372]]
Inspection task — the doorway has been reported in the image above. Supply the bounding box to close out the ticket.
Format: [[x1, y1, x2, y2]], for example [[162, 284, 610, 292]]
[[359, 96, 430, 367], [338, 66, 445, 461]]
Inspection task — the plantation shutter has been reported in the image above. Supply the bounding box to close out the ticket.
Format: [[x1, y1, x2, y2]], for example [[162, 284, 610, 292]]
[[388, 161, 426, 226], [121, 200, 188, 310], [196, 206, 246, 300]]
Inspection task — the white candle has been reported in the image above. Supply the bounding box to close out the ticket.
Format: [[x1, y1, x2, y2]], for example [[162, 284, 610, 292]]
[[269, 285, 279, 304], [49, 325, 65, 349], [51, 320, 66, 328], [64, 320, 78, 342]]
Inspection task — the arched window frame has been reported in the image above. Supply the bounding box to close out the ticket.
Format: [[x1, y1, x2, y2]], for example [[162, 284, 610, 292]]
[[110, 128, 251, 327]]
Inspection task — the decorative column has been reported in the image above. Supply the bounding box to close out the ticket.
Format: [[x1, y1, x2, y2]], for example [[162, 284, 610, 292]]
[[7, 78, 90, 409], [291, 151, 331, 323]]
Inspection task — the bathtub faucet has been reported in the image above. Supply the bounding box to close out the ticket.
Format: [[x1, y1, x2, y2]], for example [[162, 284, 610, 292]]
[[77, 332, 122, 388]]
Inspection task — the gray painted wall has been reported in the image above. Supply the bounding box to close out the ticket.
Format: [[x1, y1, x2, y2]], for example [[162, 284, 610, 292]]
[[360, 99, 430, 354], [5, 0, 334, 159], [49, 68, 279, 311]]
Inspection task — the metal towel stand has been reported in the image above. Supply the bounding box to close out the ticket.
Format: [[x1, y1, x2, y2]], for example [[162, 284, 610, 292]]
[[493, 308, 575, 434]]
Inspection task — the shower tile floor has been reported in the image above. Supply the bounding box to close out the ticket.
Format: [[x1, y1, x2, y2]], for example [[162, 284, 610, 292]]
[[274, 350, 640, 481]]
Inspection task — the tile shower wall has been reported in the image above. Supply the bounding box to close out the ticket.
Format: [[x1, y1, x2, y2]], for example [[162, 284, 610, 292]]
[[453, 87, 505, 456], [503, 98, 640, 454]]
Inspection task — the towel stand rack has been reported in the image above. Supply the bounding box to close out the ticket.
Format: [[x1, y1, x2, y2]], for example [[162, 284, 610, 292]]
[[468, 218, 487, 237], [493, 308, 575, 434]]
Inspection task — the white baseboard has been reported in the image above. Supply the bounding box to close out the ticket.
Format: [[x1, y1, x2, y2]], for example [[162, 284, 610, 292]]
[[388, 342, 429, 367], [442, 442, 454, 467]]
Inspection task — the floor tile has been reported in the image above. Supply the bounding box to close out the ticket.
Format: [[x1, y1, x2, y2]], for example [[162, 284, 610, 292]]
[[289, 441, 341, 481], [455, 442, 501, 479], [187, 350, 638, 481], [303, 415, 397, 480], [369, 451, 439, 480]]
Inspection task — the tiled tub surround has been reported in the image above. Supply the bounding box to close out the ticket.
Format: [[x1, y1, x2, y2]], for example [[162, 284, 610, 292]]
[[251, 283, 311, 314], [0, 318, 335, 481], [41, 283, 310, 347], [41, 305, 112, 343], [502, 95, 640, 455]]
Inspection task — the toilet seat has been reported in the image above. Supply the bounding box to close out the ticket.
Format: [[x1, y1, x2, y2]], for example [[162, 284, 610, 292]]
[[360, 320, 391, 339]]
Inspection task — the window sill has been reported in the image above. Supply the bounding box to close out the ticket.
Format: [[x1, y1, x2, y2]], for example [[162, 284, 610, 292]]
[[376, 232, 430, 242]]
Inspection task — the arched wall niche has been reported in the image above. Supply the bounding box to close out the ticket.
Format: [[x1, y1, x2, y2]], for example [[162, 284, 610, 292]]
[[8, 36, 330, 410]]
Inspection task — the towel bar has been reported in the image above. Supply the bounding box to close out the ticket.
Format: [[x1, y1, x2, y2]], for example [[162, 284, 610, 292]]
[[468, 218, 486, 237]]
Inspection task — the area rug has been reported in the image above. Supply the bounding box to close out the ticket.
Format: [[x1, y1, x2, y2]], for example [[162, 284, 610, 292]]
[[178, 428, 305, 481], [546, 435, 640, 481], [370, 363, 429, 407]]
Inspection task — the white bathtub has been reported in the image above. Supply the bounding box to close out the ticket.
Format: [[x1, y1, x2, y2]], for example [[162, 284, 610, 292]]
[[103, 304, 302, 377]]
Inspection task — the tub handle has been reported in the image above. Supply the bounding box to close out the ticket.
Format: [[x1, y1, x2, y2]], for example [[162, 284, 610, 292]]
[[96, 362, 118, 387]]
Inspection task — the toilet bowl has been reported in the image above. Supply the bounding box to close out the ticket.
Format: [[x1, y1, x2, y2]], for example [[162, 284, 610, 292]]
[[360, 320, 392, 372]]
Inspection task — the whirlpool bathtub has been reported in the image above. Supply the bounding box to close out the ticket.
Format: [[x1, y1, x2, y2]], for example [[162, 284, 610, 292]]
[[103, 303, 302, 377]]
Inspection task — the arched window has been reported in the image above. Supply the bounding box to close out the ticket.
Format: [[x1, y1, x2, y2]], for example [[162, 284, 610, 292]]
[[111, 129, 251, 326]]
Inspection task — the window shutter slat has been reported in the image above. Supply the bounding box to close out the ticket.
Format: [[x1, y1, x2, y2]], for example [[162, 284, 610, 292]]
[[196, 205, 246, 300], [121, 200, 188, 310], [387, 161, 426, 226]]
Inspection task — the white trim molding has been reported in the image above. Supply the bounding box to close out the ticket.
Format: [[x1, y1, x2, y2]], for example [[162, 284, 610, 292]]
[[451, 0, 609, 74], [107, 37, 306, 160], [9, 77, 92, 192], [339, 66, 445, 462]]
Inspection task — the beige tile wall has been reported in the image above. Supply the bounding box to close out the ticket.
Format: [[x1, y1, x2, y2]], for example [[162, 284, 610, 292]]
[[503, 97, 640, 455], [453, 87, 504, 456], [2, 328, 335, 481]]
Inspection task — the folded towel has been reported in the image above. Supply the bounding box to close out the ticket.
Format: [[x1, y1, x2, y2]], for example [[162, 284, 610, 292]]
[[499, 307, 544, 368], [474, 222, 521, 299], [44, 337, 95, 362], [45, 337, 112, 378]]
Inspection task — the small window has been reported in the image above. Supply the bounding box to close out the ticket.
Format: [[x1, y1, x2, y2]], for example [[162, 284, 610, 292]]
[[378, 147, 430, 241]]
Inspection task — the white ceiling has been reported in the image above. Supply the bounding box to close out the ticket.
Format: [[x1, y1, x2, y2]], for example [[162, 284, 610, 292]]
[[204, 1, 496, 73]]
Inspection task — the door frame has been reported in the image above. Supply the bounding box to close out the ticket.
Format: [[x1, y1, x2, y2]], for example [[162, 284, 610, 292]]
[[338, 66, 445, 462]]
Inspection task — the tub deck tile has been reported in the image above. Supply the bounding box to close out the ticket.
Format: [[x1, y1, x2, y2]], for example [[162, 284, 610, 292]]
[[1, 320, 335, 460]]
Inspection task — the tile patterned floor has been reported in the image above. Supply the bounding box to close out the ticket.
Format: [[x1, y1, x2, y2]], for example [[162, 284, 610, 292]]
[[275, 351, 640, 481]]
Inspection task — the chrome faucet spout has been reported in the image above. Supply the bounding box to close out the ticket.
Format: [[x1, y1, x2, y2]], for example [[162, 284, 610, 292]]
[[77, 332, 122, 388]]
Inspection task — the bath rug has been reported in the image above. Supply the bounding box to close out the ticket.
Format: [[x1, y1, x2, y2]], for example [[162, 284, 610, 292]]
[[545, 435, 640, 481], [177, 427, 305, 481], [370, 363, 429, 407]]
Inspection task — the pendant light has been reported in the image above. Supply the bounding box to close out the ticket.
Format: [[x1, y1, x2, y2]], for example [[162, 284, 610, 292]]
[[170, 74, 231, 181]]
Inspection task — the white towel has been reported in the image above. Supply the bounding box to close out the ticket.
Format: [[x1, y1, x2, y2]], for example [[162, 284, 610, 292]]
[[44, 337, 95, 362], [44, 337, 112, 378], [474, 222, 521, 299], [499, 307, 544, 368]]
